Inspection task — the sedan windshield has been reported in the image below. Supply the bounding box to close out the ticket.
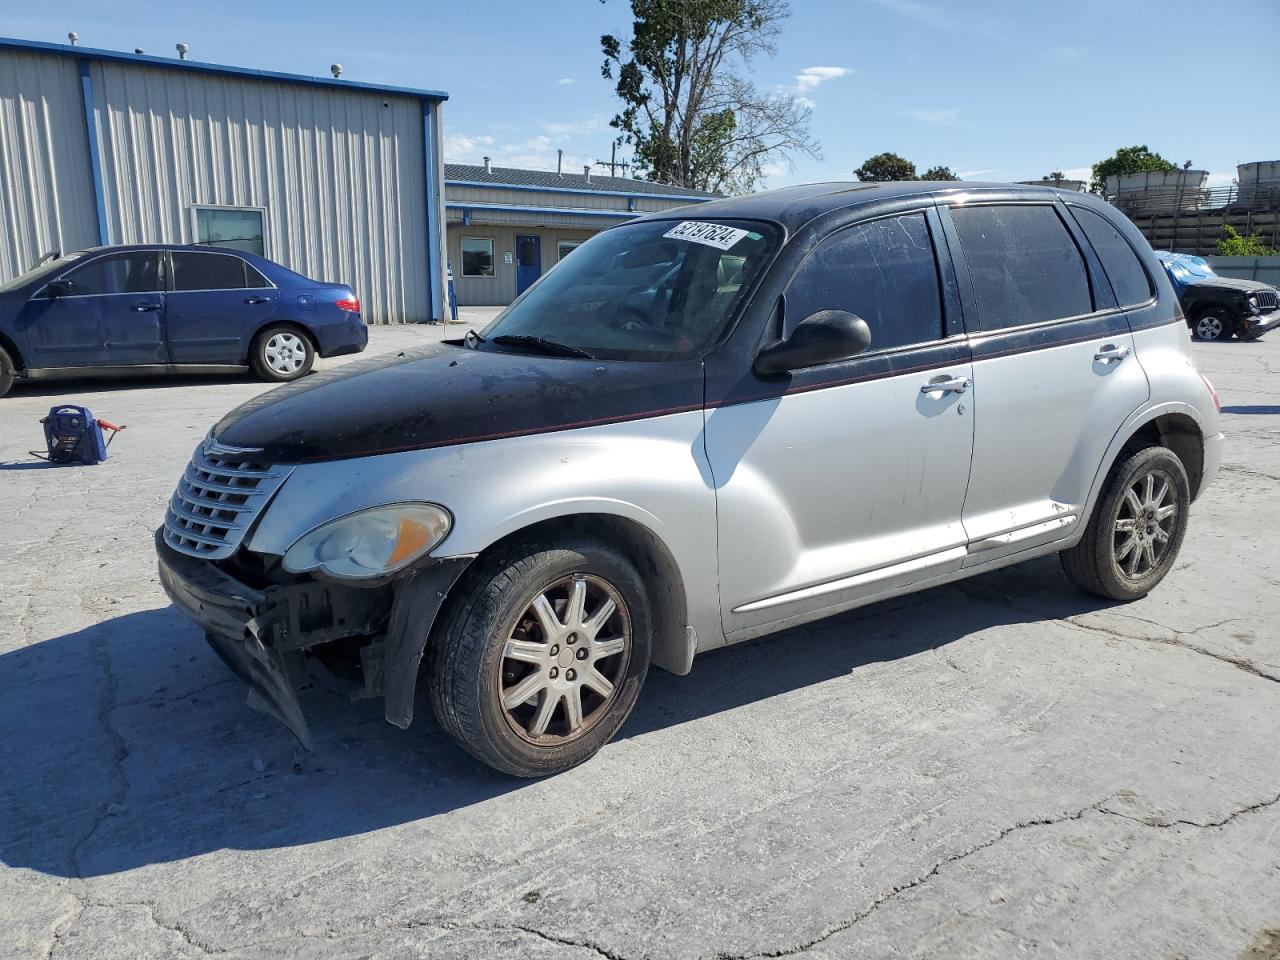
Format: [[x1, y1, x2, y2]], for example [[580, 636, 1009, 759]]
[[0, 254, 82, 294], [479, 219, 779, 360]]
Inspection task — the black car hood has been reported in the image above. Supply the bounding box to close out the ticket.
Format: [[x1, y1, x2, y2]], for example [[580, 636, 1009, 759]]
[[213, 341, 705, 463], [1188, 277, 1277, 295]]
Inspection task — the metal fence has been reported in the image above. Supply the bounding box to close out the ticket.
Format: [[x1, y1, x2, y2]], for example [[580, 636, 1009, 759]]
[[1107, 184, 1280, 216]]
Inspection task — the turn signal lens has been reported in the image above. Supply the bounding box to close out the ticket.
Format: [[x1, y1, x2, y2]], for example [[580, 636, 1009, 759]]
[[282, 503, 451, 579]]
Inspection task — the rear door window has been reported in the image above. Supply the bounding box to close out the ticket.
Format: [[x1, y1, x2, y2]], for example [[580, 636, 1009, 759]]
[[171, 252, 252, 291], [950, 205, 1093, 330], [64, 252, 162, 294], [1069, 206, 1154, 307], [784, 212, 944, 353]]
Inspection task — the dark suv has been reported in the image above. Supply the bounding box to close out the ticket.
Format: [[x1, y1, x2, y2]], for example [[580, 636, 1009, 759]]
[[1155, 251, 1280, 341]]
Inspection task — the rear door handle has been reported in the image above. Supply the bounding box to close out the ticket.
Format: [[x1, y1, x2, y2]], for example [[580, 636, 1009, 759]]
[[244, 296, 270, 305], [132, 302, 161, 312], [921, 375, 971, 395], [1094, 344, 1131, 362]]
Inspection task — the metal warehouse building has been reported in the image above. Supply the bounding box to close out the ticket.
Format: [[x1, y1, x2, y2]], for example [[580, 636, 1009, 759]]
[[0, 37, 448, 324], [445, 161, 715, 306]]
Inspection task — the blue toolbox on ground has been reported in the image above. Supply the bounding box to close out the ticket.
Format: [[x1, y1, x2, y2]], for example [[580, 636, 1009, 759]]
[[35, 405, 125, 465]]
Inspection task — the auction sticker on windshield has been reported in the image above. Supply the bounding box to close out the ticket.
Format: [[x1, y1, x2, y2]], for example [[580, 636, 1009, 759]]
[[663, 221, 750, 250]]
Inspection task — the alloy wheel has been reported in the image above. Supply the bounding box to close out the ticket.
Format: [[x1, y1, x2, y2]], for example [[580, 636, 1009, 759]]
[[1195, 315, 1224, 341], [264, 333, 306, 374], [498, 574, 632, 744], [1113, 469, 1178, 579]]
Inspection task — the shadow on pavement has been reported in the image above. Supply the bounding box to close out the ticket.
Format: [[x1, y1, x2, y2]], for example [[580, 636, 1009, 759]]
[[0, 555, 1115, 880]]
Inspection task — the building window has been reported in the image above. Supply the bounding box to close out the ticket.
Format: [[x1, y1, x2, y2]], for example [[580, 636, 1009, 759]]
[[193, 206, 267, 257], [557, 240, 583, 260], [461, 237, 495, 277]]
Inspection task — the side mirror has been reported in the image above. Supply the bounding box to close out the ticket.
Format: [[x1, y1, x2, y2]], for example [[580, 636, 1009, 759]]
[[754, 310, 872, 374], [45, 279, 75, 298]]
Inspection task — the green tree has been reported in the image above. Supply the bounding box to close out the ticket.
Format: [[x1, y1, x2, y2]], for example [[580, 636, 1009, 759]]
[[1217, 224, 1277, 257], [1090, 145, 1177, 194], [854, 152, 916, 181], [919, 165, 959, 181], [601, 0, 819, 194], [1042, 171, 1066, 183]]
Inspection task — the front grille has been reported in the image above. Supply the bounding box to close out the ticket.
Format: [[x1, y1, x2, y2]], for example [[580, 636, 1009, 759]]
[[163, 440, 293, 560], [1256, 289, 1278, 310]]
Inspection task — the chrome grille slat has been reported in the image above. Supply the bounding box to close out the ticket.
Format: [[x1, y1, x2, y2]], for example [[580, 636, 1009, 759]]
[[163, 439, 294, 560], [1256, 290, 1278, 310]]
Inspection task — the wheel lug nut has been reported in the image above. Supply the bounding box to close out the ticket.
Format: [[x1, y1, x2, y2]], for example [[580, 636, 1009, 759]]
[[576, 647, 588, 660], [566, 668, 576, 681], [566, 633, 576, 645], [549, 667, 559, 679], [550, 645, 559, 656]]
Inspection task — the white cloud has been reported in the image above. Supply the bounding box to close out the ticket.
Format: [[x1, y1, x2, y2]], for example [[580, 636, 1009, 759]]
[[1206, 171, 1237, 188], [443, 133, 495, 160], [795, 95, 816, 110], [906, 108, 959, 126], [444, 131, 594, 174], [556, 78, 575, 85], [793, 65, 853, 92]]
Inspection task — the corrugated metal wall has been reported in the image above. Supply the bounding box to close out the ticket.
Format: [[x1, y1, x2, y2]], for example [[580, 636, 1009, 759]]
[[0, 50, 99, 280], [445, 224, 598, 305], [87, 60, 431, 324]]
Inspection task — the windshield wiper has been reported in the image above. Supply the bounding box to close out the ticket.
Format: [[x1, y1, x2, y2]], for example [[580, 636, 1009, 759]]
[[489, 335, 596, 359]]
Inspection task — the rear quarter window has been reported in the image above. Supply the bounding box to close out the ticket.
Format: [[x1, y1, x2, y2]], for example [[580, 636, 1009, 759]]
[[950, 204, 1093, 330], [1069, 206, 1154, 307]]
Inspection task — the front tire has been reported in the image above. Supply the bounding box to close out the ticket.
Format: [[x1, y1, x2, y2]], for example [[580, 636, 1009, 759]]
[[0, 345, 14, 398], [1192, 309, 1233, 342], [1060, 445, 1190, 601], [428, 537, 652, 777], [250, 326, 315, 382]]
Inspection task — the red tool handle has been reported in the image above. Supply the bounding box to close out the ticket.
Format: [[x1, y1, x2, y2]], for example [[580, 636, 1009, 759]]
[[96, 419, 125, 433]]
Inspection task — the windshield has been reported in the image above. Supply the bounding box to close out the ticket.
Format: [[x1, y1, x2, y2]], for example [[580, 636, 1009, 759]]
[[0, 254, 82, 294], [478, 219, 779, 360]]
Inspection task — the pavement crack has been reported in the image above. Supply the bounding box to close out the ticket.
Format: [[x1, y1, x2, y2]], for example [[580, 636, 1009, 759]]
[[1063, 616, 1280, 684], [42, 890, 89, 960], [1102, 789, 1280, 830], [717, 796, 1115, 959]]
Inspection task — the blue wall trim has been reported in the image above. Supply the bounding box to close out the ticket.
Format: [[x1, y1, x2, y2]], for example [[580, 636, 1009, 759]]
[[77, 58, 109, 246], [444, 178, 713, 204], [3, 36, 448, 101], [422, 101, 443, 322], [446, 202, 638, 221]]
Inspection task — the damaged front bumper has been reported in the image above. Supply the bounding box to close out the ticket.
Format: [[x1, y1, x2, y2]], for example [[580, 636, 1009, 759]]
[[154, 529, 469, 747]]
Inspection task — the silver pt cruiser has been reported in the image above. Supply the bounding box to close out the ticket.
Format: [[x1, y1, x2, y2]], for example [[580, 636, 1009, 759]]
[[156, 181, 1223, 776]]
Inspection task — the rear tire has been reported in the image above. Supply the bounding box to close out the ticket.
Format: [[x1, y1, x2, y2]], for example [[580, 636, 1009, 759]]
[[427, 536, 652, 777], [0, 345, 14, 398], [1192, 309, 1233, 342], [250, 325, 315, 382], [1060, 445, 1190, 601]]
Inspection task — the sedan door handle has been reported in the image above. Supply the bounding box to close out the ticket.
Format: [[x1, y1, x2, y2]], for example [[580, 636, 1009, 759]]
[[244, 296, 270, 305], [132, 302, 161, 312], [921, 375, 971, 395], [1094, 343, 1131, 362]]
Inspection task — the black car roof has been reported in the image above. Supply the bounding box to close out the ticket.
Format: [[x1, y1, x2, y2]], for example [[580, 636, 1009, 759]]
[[632, 180, 1091, 232]]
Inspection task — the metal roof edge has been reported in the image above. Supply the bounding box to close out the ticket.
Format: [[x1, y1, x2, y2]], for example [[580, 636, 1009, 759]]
[[0, 36, 449, 101]]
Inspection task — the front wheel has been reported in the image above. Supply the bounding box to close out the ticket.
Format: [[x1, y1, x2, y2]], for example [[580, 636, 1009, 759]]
[[1060, 445, 1190, 601], [1192, 310, 1233, 342], [250, 326, 315, 382], [0, 344, 14, 398], [428, 537, 652, 777]]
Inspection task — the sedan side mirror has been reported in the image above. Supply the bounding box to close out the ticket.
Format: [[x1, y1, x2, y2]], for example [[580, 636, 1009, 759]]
[[754, 310, 872, 374], [45, 279, 75, 298]]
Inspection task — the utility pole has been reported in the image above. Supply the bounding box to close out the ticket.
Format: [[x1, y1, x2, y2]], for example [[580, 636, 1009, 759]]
[[595, 142, 631, 178]]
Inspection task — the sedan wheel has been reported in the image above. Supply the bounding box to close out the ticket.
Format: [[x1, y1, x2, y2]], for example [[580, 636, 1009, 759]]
[[428, 537, 652, 777], [251, 325, 315, 382]]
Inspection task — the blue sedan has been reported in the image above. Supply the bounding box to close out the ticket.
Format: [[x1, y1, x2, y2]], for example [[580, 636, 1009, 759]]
[[0, 244, 368, 397]]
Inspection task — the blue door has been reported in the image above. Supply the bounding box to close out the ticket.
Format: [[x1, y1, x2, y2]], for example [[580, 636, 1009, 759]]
[[515, 235, 541, 296], [18, 250, 165, 367], [165, 250, 278, 363]]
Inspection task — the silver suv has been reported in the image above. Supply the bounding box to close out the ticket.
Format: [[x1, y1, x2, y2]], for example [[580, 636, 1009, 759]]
[[156, 182, 1223, 777]]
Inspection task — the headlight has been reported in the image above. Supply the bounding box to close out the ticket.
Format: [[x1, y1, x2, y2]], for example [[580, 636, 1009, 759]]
[[282, 503, 451, 579], [1247, 295, 1260, 314]]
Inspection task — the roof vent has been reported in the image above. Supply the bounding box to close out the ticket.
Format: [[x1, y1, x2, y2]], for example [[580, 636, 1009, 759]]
[[557, 149, 564, 178], [330, 63, 343, 78], [134, 48, 144, 55], [176, 42, 189, 60], [67, 32, 79, 46], [584, 164, 592, 184], [483, 156, 492, 175]]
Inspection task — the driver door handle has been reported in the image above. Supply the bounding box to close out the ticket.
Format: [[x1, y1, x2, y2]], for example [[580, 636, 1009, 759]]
[[921, 375, 971, 395], [244, 296, 270, 304], [132, 302, 161, 312], [1094, 343, 1131, 362]]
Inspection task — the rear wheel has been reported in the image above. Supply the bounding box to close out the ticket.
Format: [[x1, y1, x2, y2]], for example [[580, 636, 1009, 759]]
[[428, 537, 651, 777], [1192, 309, 1233, 342], [250, 326, 315, 382], [0, 345, 14, 398], [1060, 445, 1190, 601]]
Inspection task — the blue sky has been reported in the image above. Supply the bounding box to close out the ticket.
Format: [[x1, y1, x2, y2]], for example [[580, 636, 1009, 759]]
[[6, 0, 1278, 189]]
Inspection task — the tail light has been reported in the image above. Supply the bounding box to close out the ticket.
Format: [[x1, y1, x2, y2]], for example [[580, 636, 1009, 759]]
[[1199, 372, 1220, 412], [336, 296, 361, 314]]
